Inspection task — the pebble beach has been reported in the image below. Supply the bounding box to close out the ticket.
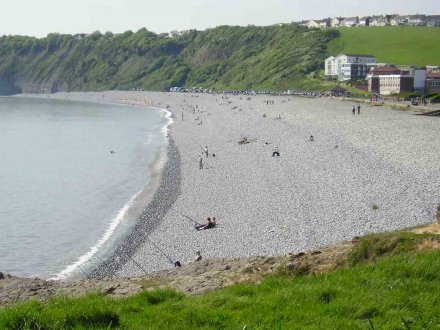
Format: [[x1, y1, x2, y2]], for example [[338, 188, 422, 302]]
[[20, 91, 440, 279]]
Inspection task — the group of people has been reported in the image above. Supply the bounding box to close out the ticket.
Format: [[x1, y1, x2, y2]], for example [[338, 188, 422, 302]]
[[195, 217, 216, 231]]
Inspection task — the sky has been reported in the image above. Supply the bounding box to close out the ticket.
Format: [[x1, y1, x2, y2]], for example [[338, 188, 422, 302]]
[[0, 0, 438, 37]]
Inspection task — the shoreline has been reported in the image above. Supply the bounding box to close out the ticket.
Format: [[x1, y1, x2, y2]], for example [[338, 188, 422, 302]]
[[88, 136, 181, 279], [10, 91, 440, 280]]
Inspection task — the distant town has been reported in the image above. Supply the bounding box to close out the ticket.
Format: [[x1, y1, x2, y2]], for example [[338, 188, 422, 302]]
[[299, 13, 440, 29]]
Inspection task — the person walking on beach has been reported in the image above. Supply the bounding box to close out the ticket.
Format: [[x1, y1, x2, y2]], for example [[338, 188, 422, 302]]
[[352, 105, 355, 115], [357, 104, 361, 115], [199, 155, 203, 170], [205, 146, 209, 158]]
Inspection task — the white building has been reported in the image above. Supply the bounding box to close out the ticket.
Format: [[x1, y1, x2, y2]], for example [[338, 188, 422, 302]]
[[325, 54, 377, 80], [370, 15, 388, 26], [305, 20, 320, 28], [341, 17, 359, 27], [330, 17, 344, 27], [325, 56, 337, 76]]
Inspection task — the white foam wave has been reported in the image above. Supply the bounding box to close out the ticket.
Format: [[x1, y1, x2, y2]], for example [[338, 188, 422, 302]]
[[50, 189, 142, 281], [161, 108, 174, 138]]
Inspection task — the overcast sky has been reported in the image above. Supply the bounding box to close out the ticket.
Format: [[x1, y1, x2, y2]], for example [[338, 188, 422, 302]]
[[1, 0, 438, 37]]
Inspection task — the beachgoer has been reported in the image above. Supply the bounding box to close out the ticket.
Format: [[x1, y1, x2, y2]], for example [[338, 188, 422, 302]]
[[205, 146, 209, 158], [357, 104, 361, 115], [272, 147, 280, 157], [174, 261, 182, 267], [195, 217, 216, 230], [199, 156, 203, 170], [352, 105, 355, 115], [310, 135, 314, 142], [193, 251, 202, 262]]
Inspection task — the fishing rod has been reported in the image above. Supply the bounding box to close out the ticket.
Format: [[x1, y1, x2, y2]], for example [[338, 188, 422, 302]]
[[169, 208, 203, 226], [121, 250, 149, 274], [144, 236, 176, 265]]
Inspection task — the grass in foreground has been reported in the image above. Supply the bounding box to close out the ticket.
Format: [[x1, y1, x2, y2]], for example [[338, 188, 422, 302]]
[[1, 233, 440, 329]]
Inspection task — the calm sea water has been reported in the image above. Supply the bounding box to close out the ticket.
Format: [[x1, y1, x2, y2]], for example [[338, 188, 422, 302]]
[[0, 97, 169, 279]]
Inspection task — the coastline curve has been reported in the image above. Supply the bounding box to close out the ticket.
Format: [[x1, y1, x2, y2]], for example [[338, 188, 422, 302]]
[[88, 135, 181, 279]]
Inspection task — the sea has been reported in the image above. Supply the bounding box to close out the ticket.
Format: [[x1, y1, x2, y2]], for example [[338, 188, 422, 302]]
[[0, 97, 170, 280]]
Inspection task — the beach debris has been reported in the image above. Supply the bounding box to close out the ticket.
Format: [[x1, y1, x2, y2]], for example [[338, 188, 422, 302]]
[[238, 137, 250, 145]]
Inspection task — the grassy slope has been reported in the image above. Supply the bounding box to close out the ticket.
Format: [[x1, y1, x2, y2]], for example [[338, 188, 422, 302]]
[[1, 233, 440, 329], [327, 27, 440, 67]]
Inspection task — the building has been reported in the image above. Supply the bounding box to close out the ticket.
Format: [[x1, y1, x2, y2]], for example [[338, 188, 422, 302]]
[[369, 15, 387, 26], [412, 69, 427, 91], [407, 15, 426, 26], [367, 66, 414, 95], [358, 16, 370, 26], [426, 15, 440, 27], [325, 54, 377, 80], [341, 17, 359, 27], [330, 17, 344, 27], [426, 73, 440, 93], [340, 63, 370, 80], [426, 66, 440, 73]]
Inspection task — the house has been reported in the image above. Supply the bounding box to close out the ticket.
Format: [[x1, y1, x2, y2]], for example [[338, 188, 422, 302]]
[[407, 14, 426, 26], [305, 20, 320, 28], [426, 15, 440, 27], [369, 15, 387, 26], [318, 19, 330, 28], [389, 15, 399, 26], [426, 66, 440, 73], [169, 30, 183, 38], [426, 73, 440, 93], [330, 17, 344, 27], [358, 16, 370, 26], [394, 15, 409, 26], [325, 56, 336, 76], [325, 54, 377, 80], [341, 16, 359, 27], [367, 65, 414, 95]]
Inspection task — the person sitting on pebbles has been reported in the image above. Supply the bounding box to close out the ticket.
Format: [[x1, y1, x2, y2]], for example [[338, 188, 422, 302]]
[[272, 146, 280, 157]]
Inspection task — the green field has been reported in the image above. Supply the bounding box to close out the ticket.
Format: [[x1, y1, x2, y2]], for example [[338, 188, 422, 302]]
[[1, 232, 440, 329], [327, 27, 440, 67]]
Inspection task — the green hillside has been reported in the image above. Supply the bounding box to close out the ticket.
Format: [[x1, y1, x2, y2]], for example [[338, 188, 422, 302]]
[[0, 25, 338, 95], [327, 27, 440, 67], [1, 26, 438, 94]]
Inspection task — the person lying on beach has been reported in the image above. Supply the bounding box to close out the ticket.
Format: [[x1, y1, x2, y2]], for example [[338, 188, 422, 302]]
[[195, 217, 216, 230]]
